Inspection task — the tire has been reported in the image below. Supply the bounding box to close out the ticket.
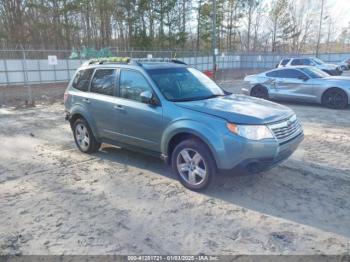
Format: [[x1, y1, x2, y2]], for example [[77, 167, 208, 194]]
[[341, 65, 347, 71], [171, 139, 216, 191], [321, 88, 348, 109], [73, 118, 101, 153], [251, 85, 269, 100]]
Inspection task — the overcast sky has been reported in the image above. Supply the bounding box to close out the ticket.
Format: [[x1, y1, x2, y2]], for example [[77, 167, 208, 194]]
[[328, 0, 350, 28]]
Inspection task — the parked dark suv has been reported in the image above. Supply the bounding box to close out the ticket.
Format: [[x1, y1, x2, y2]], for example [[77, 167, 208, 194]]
[[64, 58, 303, 190]]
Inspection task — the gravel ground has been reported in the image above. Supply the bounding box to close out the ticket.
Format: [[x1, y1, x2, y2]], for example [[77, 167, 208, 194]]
[[0, 75, 350, 255]]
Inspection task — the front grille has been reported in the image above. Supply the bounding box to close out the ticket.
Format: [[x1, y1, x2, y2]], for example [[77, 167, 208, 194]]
[[269, 115, 302, 142]]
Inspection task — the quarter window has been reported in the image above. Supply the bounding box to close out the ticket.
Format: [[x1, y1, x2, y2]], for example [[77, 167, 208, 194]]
[[72, 69, 94, 92], [119, 70, 152, 102], [90, 69, 116, 96]]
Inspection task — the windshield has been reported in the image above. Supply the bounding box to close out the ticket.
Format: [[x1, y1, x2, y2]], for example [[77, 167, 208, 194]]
[[147, 67, 225, 102], [311, 58, 324, 65], [299, 67, 329, 78]]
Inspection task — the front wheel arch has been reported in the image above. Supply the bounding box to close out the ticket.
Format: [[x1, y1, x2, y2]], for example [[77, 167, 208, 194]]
[[166, 132, 217, 170]]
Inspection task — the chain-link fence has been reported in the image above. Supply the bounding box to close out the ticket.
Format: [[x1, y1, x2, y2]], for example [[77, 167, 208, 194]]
[[1, 48, 350, 86], [0, 48, 349, 106]]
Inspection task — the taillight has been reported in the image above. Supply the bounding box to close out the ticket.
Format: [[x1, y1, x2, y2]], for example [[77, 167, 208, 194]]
[[64, 91, 69, 103]]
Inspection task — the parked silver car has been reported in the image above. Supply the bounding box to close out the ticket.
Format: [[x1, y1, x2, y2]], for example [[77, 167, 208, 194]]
[[243, 66, 350, 109]]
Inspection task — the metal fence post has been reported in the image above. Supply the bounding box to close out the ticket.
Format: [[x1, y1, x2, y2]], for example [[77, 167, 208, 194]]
[[4, 59, 9, 85], [22, 49, 33, 105]]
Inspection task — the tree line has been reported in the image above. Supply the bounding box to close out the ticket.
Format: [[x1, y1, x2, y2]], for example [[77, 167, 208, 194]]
[[0, 0, 349, 53]]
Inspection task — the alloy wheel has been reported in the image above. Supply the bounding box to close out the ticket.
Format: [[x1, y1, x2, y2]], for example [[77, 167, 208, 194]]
[[75, 123, 90, 151], [176, 148, 207, 186]]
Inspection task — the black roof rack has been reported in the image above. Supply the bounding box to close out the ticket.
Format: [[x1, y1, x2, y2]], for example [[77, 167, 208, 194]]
[[86, 57, 131, 65], [84, 57, 187, 67], [133, 57, 187, 65]]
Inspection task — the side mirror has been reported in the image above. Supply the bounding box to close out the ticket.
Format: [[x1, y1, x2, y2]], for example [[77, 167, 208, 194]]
[[298, 75, 309, 81], [140, 90, 158, 105]]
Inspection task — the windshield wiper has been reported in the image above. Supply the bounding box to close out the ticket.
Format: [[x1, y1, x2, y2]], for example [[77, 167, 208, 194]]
[[171, 94, 225, 102]]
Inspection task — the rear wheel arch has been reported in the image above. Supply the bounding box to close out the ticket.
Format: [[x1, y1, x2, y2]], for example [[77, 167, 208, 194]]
[[251, 84, 269, 99], [69, 111, 99, 139]]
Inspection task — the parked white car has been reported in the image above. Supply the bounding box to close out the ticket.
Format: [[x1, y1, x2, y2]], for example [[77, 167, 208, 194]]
[[277, 57, 342, 76]]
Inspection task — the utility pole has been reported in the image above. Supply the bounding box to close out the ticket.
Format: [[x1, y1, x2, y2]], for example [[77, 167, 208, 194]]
[[212, 0, 217, 79], [316, 0, 324, 57]]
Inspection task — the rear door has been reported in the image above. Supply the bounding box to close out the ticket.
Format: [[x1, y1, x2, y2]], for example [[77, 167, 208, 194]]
[[87, 68, 119, 139]]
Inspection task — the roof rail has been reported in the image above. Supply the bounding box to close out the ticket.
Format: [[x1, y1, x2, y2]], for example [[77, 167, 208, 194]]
[[86, 57, 131, 65], [171, 59, 187, 65], [82, 57, 187, 67], [134, 57, 187, 65]]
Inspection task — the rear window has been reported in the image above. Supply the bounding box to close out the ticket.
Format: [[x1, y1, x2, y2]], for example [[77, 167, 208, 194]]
[[72, 69, 94, 92]]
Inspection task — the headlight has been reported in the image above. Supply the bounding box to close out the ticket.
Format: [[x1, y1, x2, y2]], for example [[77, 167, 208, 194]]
[[227, 123, 274, 140]]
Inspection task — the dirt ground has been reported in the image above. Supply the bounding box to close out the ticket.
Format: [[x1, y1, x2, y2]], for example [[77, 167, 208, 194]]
[[0, 74, 350, 255]]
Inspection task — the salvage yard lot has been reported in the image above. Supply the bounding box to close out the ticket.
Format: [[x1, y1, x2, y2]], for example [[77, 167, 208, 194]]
[[0, 77, 350, 255]]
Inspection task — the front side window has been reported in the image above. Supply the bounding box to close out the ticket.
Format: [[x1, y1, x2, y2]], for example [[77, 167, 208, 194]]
[[90, 69, 116, 96], [72, 69, 94, 92], [302, 59, 311, 65], [266, 69, 306, 79], [119, 70, 153, 102], [282, 69, 307, 79], [266, 70, 285, 78], [147, 67, 225, 101]]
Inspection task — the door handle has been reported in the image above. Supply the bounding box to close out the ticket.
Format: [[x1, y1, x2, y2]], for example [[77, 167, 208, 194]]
[[113, 104, 125, 111], [83, 98, 90, 104]]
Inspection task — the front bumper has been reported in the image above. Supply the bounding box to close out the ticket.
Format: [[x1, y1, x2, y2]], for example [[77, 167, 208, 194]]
[[218, 131, 304, 175]]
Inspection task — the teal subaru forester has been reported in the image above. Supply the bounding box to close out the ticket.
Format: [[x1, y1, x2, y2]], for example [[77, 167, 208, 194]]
[[64, 58, 303, 191]]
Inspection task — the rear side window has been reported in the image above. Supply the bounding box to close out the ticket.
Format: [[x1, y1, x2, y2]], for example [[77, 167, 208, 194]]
[[72, 69, 94, 92], [119, 70, 153, 102], [280, 59, 290, 66], [291, 59, 302, 65], [90, 69, 116, 96]]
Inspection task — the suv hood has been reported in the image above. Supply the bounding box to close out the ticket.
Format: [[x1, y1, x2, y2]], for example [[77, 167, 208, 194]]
[[174, 94, 294, 125]]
